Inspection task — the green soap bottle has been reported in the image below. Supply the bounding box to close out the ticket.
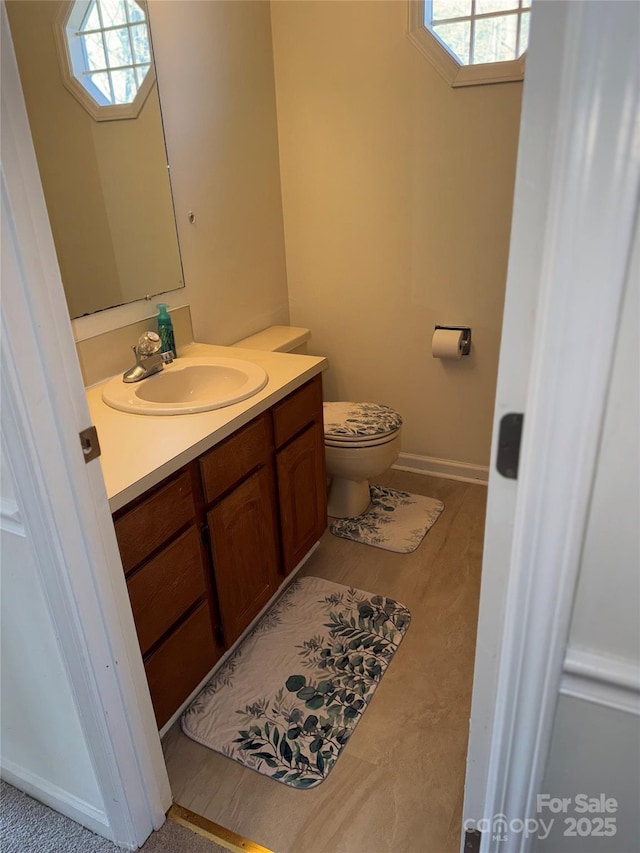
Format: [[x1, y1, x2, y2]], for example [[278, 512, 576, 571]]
[[156, 303, 177, 358]]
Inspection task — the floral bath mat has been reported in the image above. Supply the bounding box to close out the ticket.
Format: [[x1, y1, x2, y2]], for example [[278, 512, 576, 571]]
[[181, 576, 410, 789], [330, 485, 444, 553]]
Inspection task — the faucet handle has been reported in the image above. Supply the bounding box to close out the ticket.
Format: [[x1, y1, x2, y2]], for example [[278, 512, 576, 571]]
[[137, 331, 162, 356]]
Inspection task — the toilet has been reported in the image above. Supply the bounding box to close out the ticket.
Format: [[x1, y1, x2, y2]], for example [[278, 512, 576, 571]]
[[323, 402, 402, 517], [232, 326, 402, 518]]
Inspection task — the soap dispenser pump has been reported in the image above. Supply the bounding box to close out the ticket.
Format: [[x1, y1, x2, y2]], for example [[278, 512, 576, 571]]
[[156, 303, 177, 358]]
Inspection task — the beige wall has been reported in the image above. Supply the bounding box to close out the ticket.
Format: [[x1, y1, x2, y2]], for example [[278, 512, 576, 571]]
[[148, 0, 290, 347], [11, 0, 521, 465], [6, 0, 183, 319], [271, 0, 522, 466]]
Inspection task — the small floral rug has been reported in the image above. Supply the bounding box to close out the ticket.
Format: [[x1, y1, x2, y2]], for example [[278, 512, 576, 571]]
[[181, 576, 410, 789], [330, 485, 444, 553]]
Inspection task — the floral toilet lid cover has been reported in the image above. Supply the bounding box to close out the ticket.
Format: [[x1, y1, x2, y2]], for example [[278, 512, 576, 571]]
[[323, 402, 403, 441]]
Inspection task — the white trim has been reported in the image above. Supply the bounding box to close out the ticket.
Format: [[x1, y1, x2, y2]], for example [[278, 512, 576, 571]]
[[561, 649, 640, 717], [1, 8, 170, 847], [0, 498, 25, 537], [407, 0, 525, 88], [479, 2, 640, 850], [158, 540, 321, 737], [71, 295, 188, 342], [73, 300, 190, 344], [462, 0, 571, 834], [52, 0, 156, 122], [393, 452, 488, 485], [0, 758, 114, 843]]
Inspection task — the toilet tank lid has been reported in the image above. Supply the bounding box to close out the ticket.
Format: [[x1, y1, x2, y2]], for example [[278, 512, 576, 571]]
[[231, 325, 311, 353]]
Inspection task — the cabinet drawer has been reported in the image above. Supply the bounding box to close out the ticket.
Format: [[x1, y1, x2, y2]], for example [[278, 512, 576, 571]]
[[200, 413, 271, 505], [272, 375, 323, 449], [127, 526, 207, 656], [114, 469, 196, 575], [144, 601, 220, 729]]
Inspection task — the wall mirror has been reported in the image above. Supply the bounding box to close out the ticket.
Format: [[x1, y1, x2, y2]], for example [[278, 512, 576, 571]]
[[6, 0, 184, 320]]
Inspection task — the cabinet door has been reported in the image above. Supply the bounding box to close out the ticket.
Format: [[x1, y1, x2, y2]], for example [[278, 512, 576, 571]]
[[277, 421, 327, 575], [207, 466, 280, 645]]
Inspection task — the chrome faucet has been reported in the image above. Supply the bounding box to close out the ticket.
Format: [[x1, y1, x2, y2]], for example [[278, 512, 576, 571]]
[[123, 331, 173, 383]]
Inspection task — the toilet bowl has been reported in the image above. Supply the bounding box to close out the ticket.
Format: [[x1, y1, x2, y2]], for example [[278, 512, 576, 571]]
[[323, 402, 402, 518], [231, 327, 403, 519]]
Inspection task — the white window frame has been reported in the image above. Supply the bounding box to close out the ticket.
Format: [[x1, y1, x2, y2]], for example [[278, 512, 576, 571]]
[[408, 0, 526, 88], [53, 0, 156, 122]]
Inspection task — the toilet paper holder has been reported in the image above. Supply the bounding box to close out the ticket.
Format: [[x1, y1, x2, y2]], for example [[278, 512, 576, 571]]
[[434, 325, 472, 356]]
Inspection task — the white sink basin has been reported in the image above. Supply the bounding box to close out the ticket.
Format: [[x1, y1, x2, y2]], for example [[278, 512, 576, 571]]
[[101, 357, 268, 415]]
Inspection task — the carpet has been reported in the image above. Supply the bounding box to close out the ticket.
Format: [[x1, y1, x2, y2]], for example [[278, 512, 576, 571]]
[[330, 484, 444, 553], [0, 781, 227, 853], [182, 576, 410, 789]]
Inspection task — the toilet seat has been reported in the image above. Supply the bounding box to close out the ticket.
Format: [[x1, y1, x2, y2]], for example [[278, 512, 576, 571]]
[[324, 431, 399, 449], [323, 402, 402, 446]]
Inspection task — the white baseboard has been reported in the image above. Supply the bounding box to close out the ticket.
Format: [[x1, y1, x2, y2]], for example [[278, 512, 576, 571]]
[[561, 648, 640, 716], [393, 452, 489, 485], [0, 757, 113, 840]]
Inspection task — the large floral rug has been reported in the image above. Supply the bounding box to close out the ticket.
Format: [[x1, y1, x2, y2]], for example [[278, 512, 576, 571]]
[[330, 485, 444, 553], [181, 576, 410, 789]]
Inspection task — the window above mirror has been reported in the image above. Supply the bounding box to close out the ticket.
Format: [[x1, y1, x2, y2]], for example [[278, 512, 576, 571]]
[[408, 0, 529, 87], [55, 0, 155, 120]]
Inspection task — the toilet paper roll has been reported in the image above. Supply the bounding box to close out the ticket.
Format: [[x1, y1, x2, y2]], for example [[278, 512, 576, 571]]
[[432, 328, 464, 360]]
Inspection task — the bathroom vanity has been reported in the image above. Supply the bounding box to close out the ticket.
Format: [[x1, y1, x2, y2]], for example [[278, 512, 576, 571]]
[[87, 344, 328, 729]]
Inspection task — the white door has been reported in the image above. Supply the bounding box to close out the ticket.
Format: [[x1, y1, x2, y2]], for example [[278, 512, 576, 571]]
[[1, 7, 171, 848], [462, 1, 640, 850]]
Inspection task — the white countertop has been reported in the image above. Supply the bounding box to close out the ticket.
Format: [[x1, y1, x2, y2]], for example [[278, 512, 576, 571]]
[[86, 342, 328, 512]]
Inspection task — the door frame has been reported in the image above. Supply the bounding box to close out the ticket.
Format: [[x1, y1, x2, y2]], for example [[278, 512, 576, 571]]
[[2, 1, 639, 850], [1, 7, 171, 848], [462, 1, 640, 849]]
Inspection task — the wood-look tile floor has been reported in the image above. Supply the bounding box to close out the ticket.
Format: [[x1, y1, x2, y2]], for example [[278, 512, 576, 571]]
[[163, 471, 486, 853]]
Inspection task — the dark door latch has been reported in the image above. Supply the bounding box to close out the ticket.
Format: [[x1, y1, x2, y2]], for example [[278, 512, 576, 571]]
[[496, 413, 524, 479], [79, 425, 101, 463]]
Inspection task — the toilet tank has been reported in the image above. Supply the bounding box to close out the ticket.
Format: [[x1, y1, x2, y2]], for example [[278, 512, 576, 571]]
[[231, 325, 311, 355]]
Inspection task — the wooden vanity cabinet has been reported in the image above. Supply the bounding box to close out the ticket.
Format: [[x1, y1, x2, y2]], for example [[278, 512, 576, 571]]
[[113, 373, 327, 729], [113, 464, 223, 729]]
